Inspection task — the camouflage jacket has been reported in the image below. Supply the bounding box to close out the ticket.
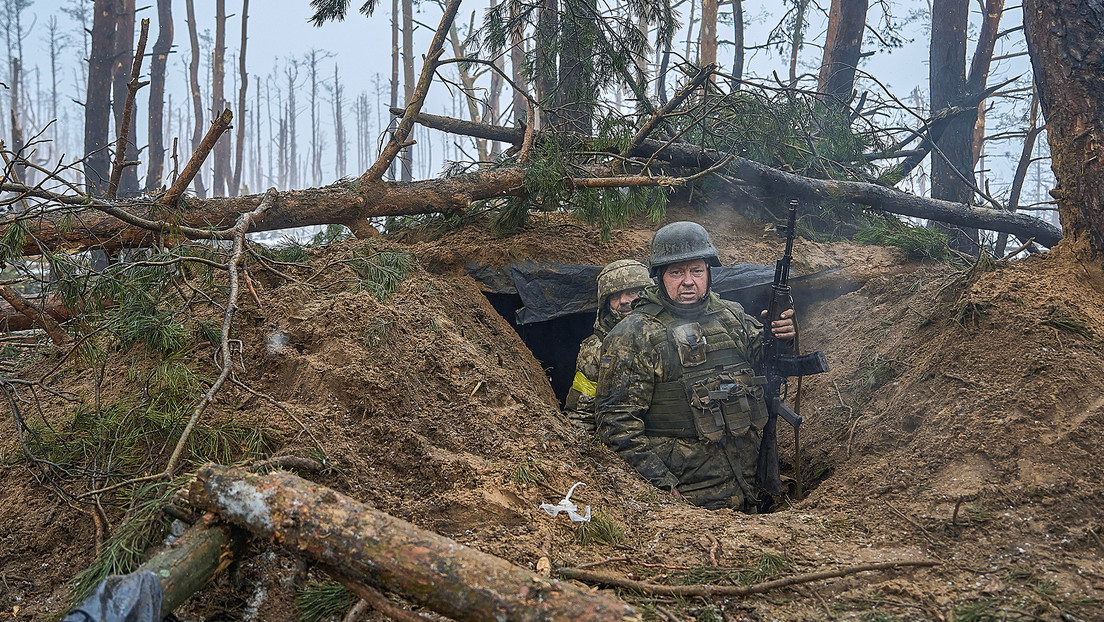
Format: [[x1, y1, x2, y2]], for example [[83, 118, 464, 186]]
[[595, 286, 766, 510], [564, 310, 622, 433]]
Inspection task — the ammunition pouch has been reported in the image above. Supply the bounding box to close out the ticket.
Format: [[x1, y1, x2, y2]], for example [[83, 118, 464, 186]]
[[687, 373, 769, 443]]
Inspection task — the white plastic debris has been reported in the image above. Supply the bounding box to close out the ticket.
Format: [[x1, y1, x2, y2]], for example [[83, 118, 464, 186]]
[[539, 481, 591, 522]]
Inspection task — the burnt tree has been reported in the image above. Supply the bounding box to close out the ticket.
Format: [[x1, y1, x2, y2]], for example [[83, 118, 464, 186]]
[[145, 0, 173, 191], [111, 0, 139, 197], [185, 0, 207, 197], [84, 0, 117, 195], [1023, 0, 1104, 258]]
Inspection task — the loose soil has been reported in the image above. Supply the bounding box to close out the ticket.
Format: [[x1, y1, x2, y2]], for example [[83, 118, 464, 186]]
[[1, 205, 1102, 621]]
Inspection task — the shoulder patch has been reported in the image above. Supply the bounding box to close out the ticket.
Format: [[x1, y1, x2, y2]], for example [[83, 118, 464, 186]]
[[600, 357, 612, 369]]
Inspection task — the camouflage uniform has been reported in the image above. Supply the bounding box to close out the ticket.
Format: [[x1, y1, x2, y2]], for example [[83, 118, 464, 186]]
[[595, 223, 770, 512], [564, 260, 652, 433]]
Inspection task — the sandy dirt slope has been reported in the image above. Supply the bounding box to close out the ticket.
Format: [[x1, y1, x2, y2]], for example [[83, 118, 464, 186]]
[[1, 208, 1101, 621]]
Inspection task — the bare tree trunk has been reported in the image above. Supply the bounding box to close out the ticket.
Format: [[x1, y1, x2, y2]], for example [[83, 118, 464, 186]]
[[9, 58, 25, 186], [729, 0, 744, 91], [84, 0, 116, 195], [388, 0, 400, 180], [308, 50, 323, 186], [186, 0, 207, 198], [1023, 0, 1104, 257], [789, 0, 809, 84], [255, 73, 262, 192], [48, 17, 62, 158], [995, 90, 1043, 255], [484, 1, 504, 156], [929, 0, 978, 253], [231, 0, 249, 195], [287, 64, 299, 188], [510, 1, 526, 125], [211, 0, 228, 196], [684, 0, 696, 67], [111, 0, 139, 197], [400, 0, 415, 181], [187, 465, 640, 622], [334, 63, 346, 178], [146, 0, 173, 191], [448, 17, 488, 161], [817, 0, 868, 108], [699, 0, 718, 70], [536, 0, 559, 115], [966, 0, 1004, 168]]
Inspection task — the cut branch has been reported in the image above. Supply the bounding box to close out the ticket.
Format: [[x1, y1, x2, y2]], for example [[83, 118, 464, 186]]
[[0, 286, 69, 345], [362, 0, 462, 182], [162, 107, 234, 208], [187, 464, 640, 622]]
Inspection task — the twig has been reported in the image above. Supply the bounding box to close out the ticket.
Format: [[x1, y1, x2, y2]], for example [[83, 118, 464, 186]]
[[363, 0, 462, 182], [557, 560, 938, 597], [576, 556, 629, 570], [107, 19, 151, 199], [952, 496, 965, 526], [1087, 528, 1104, 555], [229, 376, 325, 457], [242, 263, 262, 307], [884, 502, 939, 546]]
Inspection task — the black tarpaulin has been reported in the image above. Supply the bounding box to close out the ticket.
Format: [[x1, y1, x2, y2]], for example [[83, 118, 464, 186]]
[[495, 261, 777, 325], [61, 571, 163, 622]]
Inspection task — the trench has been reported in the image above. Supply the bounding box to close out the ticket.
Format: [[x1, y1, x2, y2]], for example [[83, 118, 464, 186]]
[[469, 261, 852, 503]]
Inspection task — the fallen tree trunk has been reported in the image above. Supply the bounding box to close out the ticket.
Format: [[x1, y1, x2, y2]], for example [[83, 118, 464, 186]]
[[187, 464, 640, 622], [1, 167, 527, 255], [403, 111, 1062, 247], [1, 110, 1061, 254]]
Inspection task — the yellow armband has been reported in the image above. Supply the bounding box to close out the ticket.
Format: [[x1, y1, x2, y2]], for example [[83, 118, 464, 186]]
[[571, 371, 597, 397]]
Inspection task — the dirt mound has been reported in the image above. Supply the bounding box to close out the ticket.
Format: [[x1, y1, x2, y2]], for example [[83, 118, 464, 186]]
[[1, 214, 1102, 621]]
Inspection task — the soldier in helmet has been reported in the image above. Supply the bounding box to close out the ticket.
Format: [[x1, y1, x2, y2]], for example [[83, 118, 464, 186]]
[[564, 259, 654, 433], [595, 222, 795, 511]]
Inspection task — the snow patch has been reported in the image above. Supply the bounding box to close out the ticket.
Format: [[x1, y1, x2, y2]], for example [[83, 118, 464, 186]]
[[213, 480, 274, 532]]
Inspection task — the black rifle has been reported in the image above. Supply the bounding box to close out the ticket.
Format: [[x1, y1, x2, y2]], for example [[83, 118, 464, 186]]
[[756, 200, 830, 500]]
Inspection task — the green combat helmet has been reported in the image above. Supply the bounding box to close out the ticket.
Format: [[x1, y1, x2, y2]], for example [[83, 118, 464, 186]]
[[648, 221, 721, 277], [596, 259, 652, 309]]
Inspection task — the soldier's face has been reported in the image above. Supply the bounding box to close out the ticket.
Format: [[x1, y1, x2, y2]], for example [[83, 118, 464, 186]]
[[608, 288, 643, 315], [662, 260, 709, 303]]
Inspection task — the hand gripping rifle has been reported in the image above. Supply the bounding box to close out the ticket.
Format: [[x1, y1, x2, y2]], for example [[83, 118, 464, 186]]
[[756, 200, 830, 501]]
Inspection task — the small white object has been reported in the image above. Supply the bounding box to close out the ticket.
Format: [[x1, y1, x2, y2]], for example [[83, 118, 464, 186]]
[[539, 482, 592, 522]]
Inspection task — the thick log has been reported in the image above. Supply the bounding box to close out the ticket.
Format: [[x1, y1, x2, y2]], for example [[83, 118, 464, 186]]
[[139, 524, 235, 617], [404, 111, 1063, 247], [187, 464, 640, 622]]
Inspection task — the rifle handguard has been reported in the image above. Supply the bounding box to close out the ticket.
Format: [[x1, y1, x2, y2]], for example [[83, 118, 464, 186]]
[[775, 351, 830, 378]]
